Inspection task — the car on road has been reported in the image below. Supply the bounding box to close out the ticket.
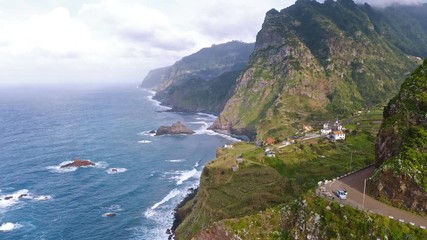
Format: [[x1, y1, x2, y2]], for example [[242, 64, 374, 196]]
[[336, 189, 347, 200]]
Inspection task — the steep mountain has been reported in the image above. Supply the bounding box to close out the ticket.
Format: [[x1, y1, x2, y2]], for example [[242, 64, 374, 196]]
[[211, 0, 427, 140], [140, 41, 254, 114], [371, 59, 427, 214]]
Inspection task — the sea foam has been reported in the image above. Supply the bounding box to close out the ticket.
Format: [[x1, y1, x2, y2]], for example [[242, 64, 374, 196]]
[[0, 222, 22, 232], [106, 168, 127, 174], [150, 188, 181, 210], [165, 159, 186, 163], [0, 189, 52, 211]]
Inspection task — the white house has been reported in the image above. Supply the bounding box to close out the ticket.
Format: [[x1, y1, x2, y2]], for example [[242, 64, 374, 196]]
[[332, 131, 346, 140], [321, 122, 332, 135], [321, 119, 344, 135], [224, 144, 234, 149]]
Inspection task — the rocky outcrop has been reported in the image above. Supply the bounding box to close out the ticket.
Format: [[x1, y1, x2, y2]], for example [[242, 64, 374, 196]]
[[60, 159, 95, 168], [155, 121, 195, 136], [371, 59, 427, 214], [212, 0, 426, 140]]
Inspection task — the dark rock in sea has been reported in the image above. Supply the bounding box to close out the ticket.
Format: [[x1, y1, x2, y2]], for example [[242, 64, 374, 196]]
[[4, 196, 13, 200], [166, 229, 171, 235], [18, 194, 28, 198], [149, 130, 156, 134], [60, 159, 95, 168], [155, 121, 195, 136], [104, 212, 116, 217]]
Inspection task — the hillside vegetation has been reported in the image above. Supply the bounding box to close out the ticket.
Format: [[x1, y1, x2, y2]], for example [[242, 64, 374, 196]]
[[212, 0, 427, 140], [175, 108, 385, 239]]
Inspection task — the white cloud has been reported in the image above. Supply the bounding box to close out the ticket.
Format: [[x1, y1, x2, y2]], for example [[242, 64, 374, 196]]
[[356, 0, 425, 7], [0, 0, 289, 86]]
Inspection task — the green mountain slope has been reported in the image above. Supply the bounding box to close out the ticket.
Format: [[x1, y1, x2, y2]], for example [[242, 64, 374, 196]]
[[194, 194, 426, 240], [211, 0, 426, 140], [371, 59, 427, 214], [140, 41, 254, 114]]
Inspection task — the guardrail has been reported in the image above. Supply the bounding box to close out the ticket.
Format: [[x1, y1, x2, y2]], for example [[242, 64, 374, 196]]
[[316, 165, 426, 230]]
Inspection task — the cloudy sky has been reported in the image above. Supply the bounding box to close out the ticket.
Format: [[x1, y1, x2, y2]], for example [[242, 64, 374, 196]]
[[0, 0, 424, 86]]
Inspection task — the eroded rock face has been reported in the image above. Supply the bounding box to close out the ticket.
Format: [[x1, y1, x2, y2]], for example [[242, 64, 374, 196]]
[[155, 121, 195, 136], [60, 159, 95, 168], [371, 59, 427, 214]]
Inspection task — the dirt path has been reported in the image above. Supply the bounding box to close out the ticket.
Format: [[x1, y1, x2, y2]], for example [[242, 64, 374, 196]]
[[320, 166, 427, 228]]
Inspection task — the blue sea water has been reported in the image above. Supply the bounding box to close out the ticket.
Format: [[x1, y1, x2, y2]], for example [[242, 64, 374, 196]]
[[0, 85, 234, 240]]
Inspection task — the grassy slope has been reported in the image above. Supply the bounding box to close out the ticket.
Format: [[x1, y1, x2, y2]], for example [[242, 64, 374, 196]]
[[219, 193, 426, 240], [175, 108, 403, 239]]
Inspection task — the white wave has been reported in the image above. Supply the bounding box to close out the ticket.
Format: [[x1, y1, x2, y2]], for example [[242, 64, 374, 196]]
[[0, 190, 53, 209], [139, 131, 156, 137], [0, 189, 30, 209], [139, 182, 201, 240], [144, 90, 171, 110], [33, 195, 53, 201], [144, 209, 156, 218], [171, 169, 199, 185], [193, 121, 210, 135], [150, 188, 181, 210], [0, 222, 22, 232], [189, 121, 209, 125], [46, 161, 77, 173], [138, 140, 152, 144], [106, 168, 128, 174], [106, 204, 122, 212], [165, 159, 186, 163], [94, 161, 108, 169], [190, 117, 241, 142]]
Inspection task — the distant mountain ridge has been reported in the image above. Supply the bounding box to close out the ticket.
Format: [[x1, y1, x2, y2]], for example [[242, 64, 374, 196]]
[[211, 0, 427, 140], [140, 41, 255, 114]]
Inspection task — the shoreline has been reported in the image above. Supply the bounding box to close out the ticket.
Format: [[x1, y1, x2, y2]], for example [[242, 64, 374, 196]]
[[140, 87, 244, 237], [169, 187, 199, 239]]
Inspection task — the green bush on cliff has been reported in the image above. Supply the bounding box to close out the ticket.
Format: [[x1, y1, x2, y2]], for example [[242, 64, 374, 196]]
[[372, 59, 427, 213]]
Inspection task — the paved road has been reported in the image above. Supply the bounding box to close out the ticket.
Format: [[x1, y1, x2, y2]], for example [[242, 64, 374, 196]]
[[320, 166, 427, 228]]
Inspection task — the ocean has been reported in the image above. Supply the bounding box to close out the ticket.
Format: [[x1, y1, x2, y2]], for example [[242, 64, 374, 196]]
[[0, 85, 235, 240]]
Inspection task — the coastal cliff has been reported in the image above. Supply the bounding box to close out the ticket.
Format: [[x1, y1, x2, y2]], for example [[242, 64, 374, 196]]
[[140, 41, 254, 114], [371, 59, 427, 214]]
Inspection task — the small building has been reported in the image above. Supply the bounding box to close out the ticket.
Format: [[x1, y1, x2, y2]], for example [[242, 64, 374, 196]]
[[236, 157, 244, 164], [223, 144, 234, 149], [321, 119, 344, 135], [266, 151, 276, 158], [332, 131, 345, 140], [321, 122, 332, 135], [231, 165, 239, 172]]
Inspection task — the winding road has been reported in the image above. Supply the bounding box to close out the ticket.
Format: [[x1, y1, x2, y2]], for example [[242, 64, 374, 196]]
[[320, 166, 427, 228]]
